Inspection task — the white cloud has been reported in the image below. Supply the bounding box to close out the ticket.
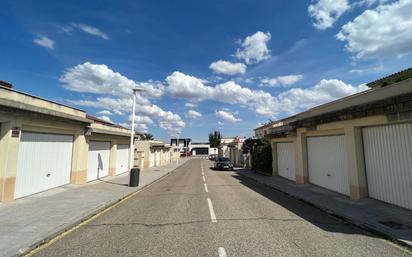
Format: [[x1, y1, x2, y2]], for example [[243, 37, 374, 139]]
[[209, 60, 247, 75], [128, 115, 154, 124], [165, 71, 212, 100], [216, 110, 241, 122], [354, 0, 389, 7], [60, 62, 163, 99], [119, 122, 149, 132], [277, 79, 368, 114], [337, 0, 412, 59], [165, 71, 278, 116], [186, 110, 202, 119], [164, 71, 368, 118], [308, 0, 350, 30], [184, 102, 198, 108], [98, 115, 111, 122], [218, 121, 224, 126], [33, 36, 55, 49], [62, 63, 185, 135], [260, 74, 303, 87], [98, 110, 112, 116], [235, 31, 272, 64], [72, 23, 109, 40]]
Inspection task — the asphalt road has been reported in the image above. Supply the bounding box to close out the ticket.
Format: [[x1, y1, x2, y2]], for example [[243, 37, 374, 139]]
[[31, 159, 411, 257]]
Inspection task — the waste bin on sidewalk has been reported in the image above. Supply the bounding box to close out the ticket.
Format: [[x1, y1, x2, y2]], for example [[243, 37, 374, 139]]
[[129, 168, 140, 187]]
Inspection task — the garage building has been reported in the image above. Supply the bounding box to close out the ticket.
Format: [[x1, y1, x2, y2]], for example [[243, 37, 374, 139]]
[[0, 83, 132, 202], [264, 68, 412, 210]]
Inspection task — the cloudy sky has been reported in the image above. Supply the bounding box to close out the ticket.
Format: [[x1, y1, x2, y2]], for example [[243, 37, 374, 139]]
[[1, 0, 412, 141]]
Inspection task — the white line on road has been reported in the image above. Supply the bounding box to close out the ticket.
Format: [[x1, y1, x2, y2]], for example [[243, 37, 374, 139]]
[[204, 183, 209, 193], [207, 198, 217, 222], [202, 175, 206, 182], [218, 247, 227, 257]]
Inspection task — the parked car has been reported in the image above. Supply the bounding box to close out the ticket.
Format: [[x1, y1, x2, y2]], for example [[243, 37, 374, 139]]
[[180, 151, 192, 157], [209, 154, 218, 161], [214, 157, 234, 170]]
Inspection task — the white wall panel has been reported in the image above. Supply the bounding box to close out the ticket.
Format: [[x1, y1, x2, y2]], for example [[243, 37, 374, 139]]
[[149, 150, 155, 167], [155, 150, 161, 166], [116, 144, 129, 175], [363, 123, 412, 210], [277, 142, 296, 181], [87, 141, 110, 182], [307, 135, 349, 195], [15, 132, 73, 198]]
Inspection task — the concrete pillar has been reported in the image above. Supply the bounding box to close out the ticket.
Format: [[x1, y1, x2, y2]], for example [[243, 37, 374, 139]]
[[0, 120, 21, 201], [345, 126, 368, 200], [109, 141, 117, 176], [70, 133, 88, 184], [296, 129, 309, 184], [270, 140, 278, 176]]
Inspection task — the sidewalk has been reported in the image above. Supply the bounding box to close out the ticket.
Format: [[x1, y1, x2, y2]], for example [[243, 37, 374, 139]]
[[237, 169, 412, 248], [0, 160, 188, 257]]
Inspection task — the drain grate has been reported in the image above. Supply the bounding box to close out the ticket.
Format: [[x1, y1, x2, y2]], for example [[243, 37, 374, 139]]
[[379, 221, 405, 230]]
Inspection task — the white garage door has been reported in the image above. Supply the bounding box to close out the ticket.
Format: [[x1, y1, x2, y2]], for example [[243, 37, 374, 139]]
[[155, 150, 161, 166], [277, 142, 296, 181], [149, 150, 155, 167], [87, 141, 110, 182], [363, 123, 412, 210], [307, 135, 349, 195], [116, 144, 129, 175], [15, 132, 73, 199]]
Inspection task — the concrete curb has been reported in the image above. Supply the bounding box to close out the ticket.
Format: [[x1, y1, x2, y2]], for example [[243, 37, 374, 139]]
[[18, 161, 189, 257], [238, 171, 412, 251]]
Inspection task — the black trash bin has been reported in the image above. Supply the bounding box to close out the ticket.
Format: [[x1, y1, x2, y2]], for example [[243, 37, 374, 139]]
[[129, 168, 140, 187]]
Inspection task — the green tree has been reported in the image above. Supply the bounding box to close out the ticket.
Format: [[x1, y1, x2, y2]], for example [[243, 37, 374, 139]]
[[140, 133, 154, 140], [208, 130, 221, 147]]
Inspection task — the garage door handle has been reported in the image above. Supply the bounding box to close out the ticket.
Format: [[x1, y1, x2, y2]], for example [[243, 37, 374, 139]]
[[327, 173, 331, 176], [46, 173, 51, 177]]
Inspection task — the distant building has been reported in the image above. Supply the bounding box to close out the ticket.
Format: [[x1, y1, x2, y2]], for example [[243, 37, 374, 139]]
[[170, 138, 191, 152]]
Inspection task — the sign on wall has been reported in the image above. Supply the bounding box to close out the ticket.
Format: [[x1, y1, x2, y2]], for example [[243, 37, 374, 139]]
[[11, 127, 21, 138]]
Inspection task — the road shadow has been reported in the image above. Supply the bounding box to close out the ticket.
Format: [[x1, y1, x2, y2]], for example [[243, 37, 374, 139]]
[[231, 170, 380, 238]]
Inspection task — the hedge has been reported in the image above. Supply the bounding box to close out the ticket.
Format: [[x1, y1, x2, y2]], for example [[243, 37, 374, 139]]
[[251, 138, 272, 175]]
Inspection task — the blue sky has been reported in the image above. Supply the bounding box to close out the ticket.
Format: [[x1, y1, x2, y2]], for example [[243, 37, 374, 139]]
[[1, 0, 412, 142]]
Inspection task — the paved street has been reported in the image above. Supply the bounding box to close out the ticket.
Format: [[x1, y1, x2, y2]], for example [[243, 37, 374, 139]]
[[31, 159, 411, 257]]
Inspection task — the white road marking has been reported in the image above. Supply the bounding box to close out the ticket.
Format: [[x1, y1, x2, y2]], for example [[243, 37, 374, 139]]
[[204, 183, 209, 193], [202, 175, 206, 182], [207, 198, 217, 222], [218, 247, 227, 257]]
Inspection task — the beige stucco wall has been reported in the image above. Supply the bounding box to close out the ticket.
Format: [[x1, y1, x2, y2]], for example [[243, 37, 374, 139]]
[[0, 87, 87, 121]]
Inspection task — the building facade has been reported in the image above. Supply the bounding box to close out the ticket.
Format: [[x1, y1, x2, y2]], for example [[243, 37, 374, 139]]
[[135, 140, 179, 169], [258, 70, 412, 211], [0, 84, 133, 202]]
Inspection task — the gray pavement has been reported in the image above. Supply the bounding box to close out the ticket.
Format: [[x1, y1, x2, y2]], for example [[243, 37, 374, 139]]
[[0, 159, 187, 257], [30, 159, 411, 257], [238, 169, 412, 248]]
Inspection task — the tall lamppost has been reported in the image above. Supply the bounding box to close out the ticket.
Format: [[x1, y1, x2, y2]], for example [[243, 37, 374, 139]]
[[176, 132, 180, 164], [129, 88, 145, 171]]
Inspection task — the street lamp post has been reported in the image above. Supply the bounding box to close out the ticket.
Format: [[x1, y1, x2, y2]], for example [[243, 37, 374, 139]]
[[186, 139, 188, 161], [176, 133, 180, 164], [129, 88, 145, 172]]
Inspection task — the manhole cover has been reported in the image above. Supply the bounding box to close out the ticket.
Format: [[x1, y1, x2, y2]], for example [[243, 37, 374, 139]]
[[379, 221, 405, 230]]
